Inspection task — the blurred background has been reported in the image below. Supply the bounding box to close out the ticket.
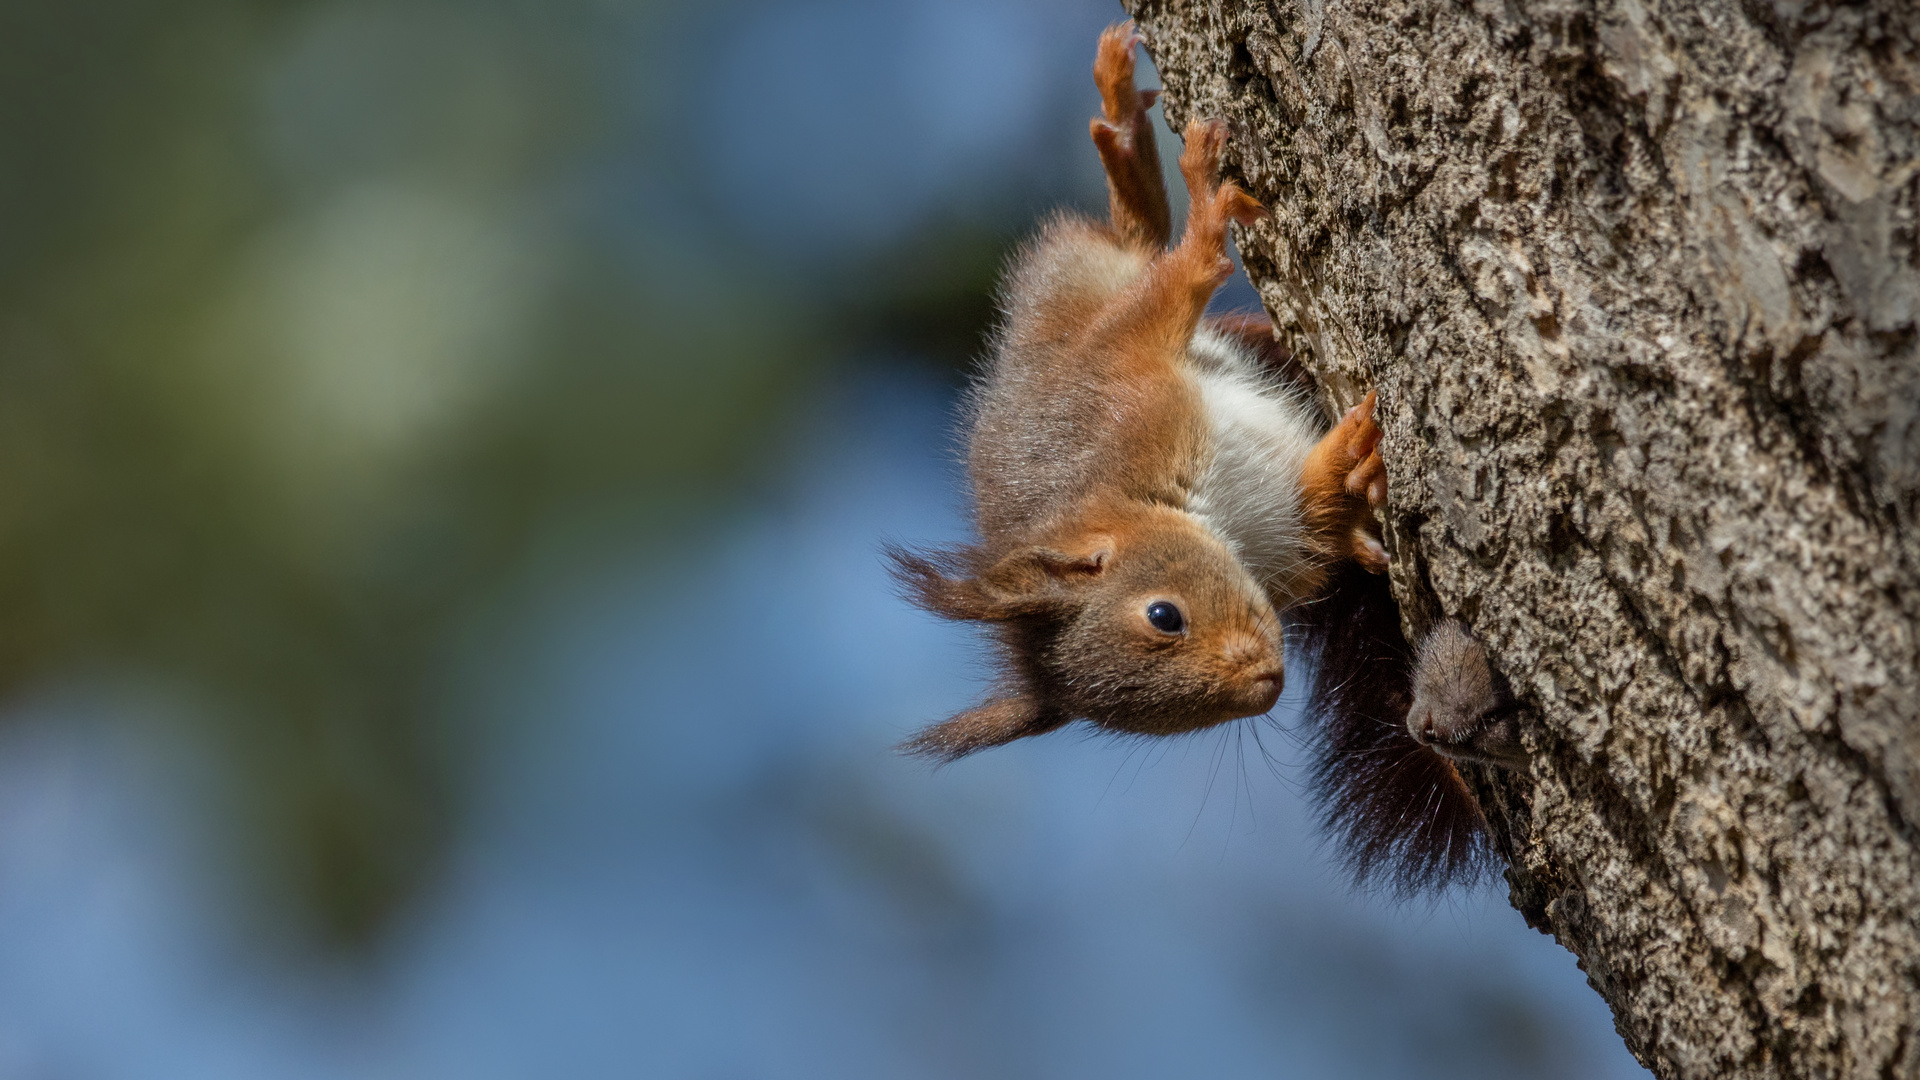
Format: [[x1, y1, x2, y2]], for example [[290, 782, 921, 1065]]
[[0, 0, 1647, 1076]]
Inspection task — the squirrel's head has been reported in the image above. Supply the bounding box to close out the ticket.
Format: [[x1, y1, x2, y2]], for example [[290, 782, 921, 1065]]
[[888, 505, 1283, 760]]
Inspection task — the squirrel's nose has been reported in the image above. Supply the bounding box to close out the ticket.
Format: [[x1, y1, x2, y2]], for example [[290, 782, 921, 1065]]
[[1247, 668, 1283, 711], [1224, 633, 1283, 669]]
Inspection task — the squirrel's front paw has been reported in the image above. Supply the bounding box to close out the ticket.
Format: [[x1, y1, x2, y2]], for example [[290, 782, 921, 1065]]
[[1327, 391, 1389, 571], [1303, 389, 1393, 572], [1338, 392, 1388, 509]]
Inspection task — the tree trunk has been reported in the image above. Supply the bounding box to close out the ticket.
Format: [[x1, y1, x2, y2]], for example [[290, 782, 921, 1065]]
[[1124, 1, 1920, 1077]]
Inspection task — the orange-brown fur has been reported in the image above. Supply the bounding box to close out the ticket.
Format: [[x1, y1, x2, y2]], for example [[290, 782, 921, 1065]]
[[893, 25, 1508, 894], [892, 24, 1374, 757]]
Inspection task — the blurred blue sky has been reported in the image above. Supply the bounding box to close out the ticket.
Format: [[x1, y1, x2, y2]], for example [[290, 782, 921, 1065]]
[[0, 0, 1649, 1075]]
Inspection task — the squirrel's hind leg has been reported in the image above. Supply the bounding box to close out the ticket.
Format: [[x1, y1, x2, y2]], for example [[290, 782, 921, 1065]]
[[1090, 23, 1172, 250], [1163, 120, 1265, 314], [1099, 118, 1264, 358]]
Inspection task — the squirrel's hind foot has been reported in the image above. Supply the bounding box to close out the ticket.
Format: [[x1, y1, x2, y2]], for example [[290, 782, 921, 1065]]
[[1091, 23, 1172, 249], [1169, 119, 1265, 290]]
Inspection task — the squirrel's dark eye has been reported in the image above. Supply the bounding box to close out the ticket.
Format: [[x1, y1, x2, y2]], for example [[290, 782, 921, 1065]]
[[1146, 601, 1185, 634]]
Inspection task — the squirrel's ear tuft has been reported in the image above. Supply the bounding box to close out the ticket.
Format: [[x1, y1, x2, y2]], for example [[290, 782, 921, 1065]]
[[886, 542, 1104, 622], [898, 696, 1068, 762], [885, 543, 998, 620]]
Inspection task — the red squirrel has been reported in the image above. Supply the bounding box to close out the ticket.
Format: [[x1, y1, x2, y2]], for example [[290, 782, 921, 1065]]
[[891, 25, 1517, 896]]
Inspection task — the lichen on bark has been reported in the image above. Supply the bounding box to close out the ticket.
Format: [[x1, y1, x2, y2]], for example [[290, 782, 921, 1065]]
[[1123, 1, 1920, 1077]]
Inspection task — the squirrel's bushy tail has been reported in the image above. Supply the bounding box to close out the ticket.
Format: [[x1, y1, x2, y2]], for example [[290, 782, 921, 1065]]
[[1287, 562, 1497, 897]]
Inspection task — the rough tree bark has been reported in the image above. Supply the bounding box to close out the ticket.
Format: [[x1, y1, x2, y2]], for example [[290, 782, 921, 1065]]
[[1124, 2, 1919, 1077]]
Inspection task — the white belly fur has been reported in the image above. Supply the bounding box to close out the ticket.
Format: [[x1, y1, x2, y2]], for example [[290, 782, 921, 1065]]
[[1183, 325, 1326, 610]]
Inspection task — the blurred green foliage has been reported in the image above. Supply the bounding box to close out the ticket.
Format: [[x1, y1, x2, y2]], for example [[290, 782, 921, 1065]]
[[0, 0, 895, 946]]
